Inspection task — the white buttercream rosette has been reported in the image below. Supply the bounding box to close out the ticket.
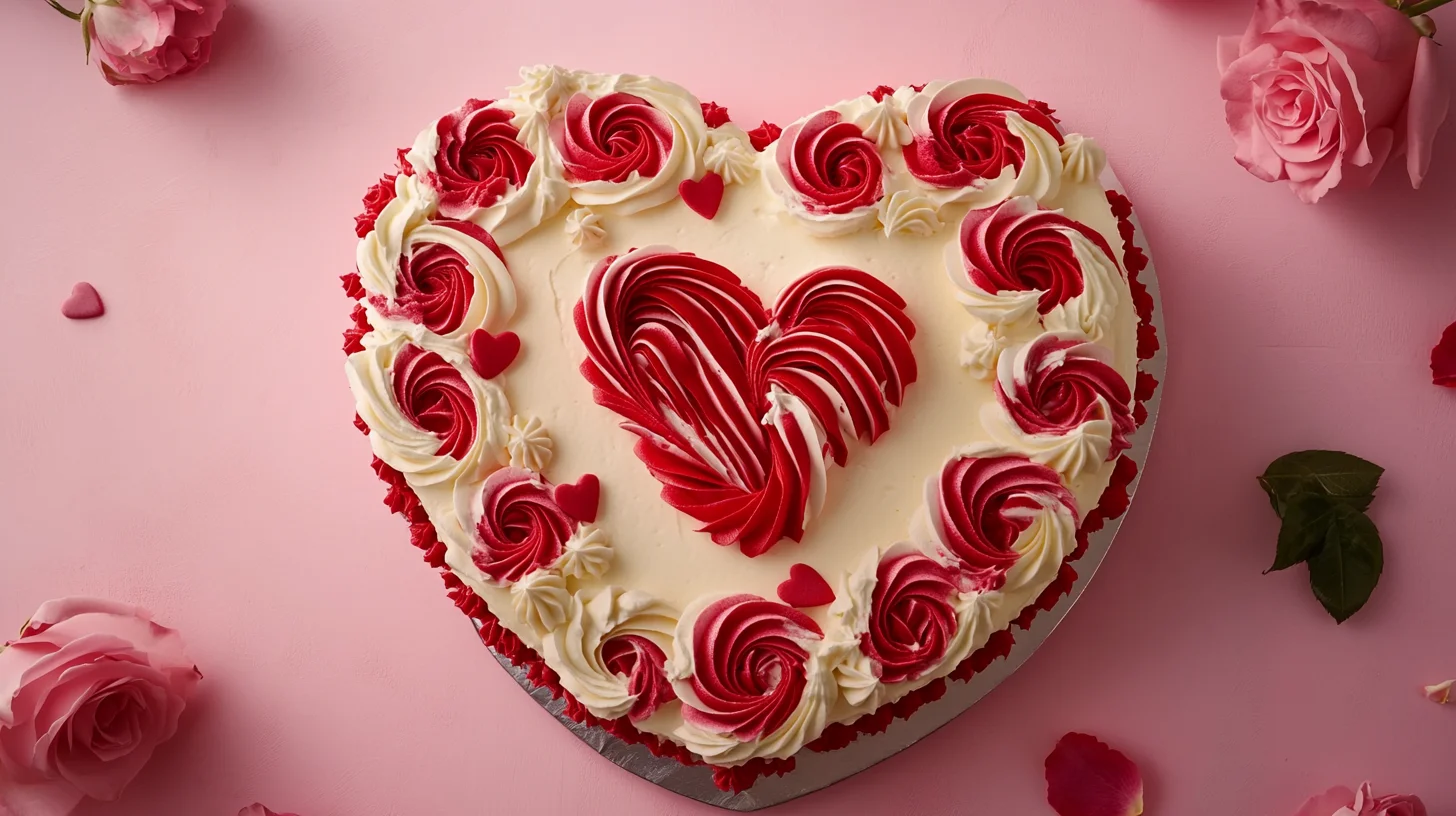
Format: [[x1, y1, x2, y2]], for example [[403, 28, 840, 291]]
[[539, 586, 678, 722], [345, 332, 510, 487], [355, 174, 519, 348]]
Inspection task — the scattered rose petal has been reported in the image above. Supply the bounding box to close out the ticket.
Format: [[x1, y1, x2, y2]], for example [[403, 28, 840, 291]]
[[61, 282, 105, 320], [1431, 322, 1456, 387], [238, 805, 301, 816], [1423, 679, 1453, 704], [1045, 732, 1144, 816], [1295, 782, 1428, 816]]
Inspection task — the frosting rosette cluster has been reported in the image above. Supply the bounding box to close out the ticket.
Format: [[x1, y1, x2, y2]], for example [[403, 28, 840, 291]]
[[670, 594, 833, 763], [346, 334, 509, 486], [456, 467, 577, 583], [922, 449, 1080, 593], [542, 587, 677, 722], [948, 196, 1122, 340], [904, 80, 1064, 205], [356, 176, 518, 342], [986, 332, 1135, 478], [548, 75, 708, 215], [575, 246, 916, 557]]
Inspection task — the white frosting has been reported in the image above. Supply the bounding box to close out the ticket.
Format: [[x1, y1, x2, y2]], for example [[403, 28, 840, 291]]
[[555, 525, 613, 581], [849, 95, 912, 151], [877, 190, 944, 237], [1042, 230, 1122, 343], [511, 569, 571, 635], [344, 333, 510, 487], [506, 414, 554, 471], [1060, 133, 1108, 185], [345, 71, 1143, 766], [959, 319, 1010, 379], [558, 73, 708, 216], [563, 207, 606, 249], [704, 125, 758, 185], [540, 586, 677, 721]]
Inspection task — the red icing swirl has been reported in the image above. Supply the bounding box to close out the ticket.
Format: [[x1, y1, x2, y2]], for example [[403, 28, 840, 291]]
[[372, 220, 504, 335], [679, 595, 822, 740], [775, 111, 884, 214], [355, 174, 398, 238], [904, 90, 1062, 188], [427, 99, 536, 219], [998, 333, 1135, 457], [601, 634, 675, 722], [391, 344, 477, 459], [575, 247, 916, 557], [469, 467, 574, 583], [957, 197, 1117, 314], [861, 549, 960, 684], [931, 454, 1077, 590], [551, 92, 674, 183]]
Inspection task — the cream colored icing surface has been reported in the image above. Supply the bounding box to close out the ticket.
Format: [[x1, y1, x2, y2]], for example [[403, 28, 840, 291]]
[[347, 67, 1139, 765]]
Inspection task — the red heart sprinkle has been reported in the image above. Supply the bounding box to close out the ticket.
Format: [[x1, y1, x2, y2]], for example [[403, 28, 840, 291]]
[[61, 282, 105, 320], [679, 172, 725, 220], [468, 329, 521, 379], [777, 563, 835, 608], [554, 474, 600, 524]]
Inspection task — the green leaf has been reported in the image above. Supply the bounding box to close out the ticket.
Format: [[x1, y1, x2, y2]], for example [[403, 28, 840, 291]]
[[1258, 450, 1383, 517], [1266, 493, 1339, 572], [1307, 503, 1384, 624]]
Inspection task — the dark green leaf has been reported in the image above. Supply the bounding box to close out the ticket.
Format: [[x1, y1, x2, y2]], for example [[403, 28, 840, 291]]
[[1307, 503, 1384, 624], [1266, 493, 1339, 572], [1258, 450, 1383, 517]]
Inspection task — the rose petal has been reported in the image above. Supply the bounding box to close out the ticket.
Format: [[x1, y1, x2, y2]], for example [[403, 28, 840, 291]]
[[1423, 679, 1453, 704], [1045, 732, 1144, 816], [1432, 322, 1456, 387], [1294, 785, 1357, 816], [0, 770, 86, 816], [1405, 36, 1449, 189], [239, 805, 301, 816]]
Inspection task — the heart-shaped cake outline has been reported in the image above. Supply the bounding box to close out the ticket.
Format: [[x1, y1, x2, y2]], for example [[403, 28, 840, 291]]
[[342, 66, 1163, 797]]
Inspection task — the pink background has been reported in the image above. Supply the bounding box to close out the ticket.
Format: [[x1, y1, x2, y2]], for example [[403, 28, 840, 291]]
[[2, 0, 1453, 813]]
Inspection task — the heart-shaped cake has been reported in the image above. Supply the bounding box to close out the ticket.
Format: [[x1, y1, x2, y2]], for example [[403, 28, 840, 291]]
[[342, 66, 1159, 790]]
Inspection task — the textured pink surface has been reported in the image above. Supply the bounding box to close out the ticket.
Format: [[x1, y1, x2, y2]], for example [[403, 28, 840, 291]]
[[1, 0, 1453, 813]]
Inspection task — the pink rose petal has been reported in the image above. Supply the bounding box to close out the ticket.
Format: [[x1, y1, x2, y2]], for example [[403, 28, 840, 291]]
[[1295, 785, 1358, 816], [239, 804, 301, 816], [1045, 732, 1144, 816], [1431, 322, 1456, 387], [1423, 679, 1453, 704]]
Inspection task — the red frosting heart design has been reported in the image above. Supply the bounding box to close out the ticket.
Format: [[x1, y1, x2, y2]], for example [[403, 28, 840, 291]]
[[678, 171, 725, 220], [554, 473, 601, 524], [576, 246, 917, 557], [776, 563, 835, 608], [468, 328, 520, 379], [61, 282, 105, 320]]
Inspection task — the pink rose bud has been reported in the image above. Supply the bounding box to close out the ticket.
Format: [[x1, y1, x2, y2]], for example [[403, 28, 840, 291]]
[[1217, 0, 1449, 203], [0, 597, 201, 815], [76, 0, 229, 86]]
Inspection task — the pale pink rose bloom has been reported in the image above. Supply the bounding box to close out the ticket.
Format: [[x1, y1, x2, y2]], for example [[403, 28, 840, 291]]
[[88, 0, 228, 86], [1217, 0, 1448, 203], [239, 804, 302, 816], [1295, 782, 1427, 816], [0, 597, 201, 816]]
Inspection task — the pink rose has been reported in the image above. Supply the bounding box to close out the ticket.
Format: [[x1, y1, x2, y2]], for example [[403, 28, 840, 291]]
[[1295, 782, 1427, 816], [1218, 0, 1449, 203], [82, 0, 228, 86], [239, 805, 301, 816], [0, 598, 201, 815]]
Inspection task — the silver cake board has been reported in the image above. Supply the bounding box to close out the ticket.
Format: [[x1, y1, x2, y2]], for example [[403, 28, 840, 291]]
[[478, 168, 1166, 810]]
